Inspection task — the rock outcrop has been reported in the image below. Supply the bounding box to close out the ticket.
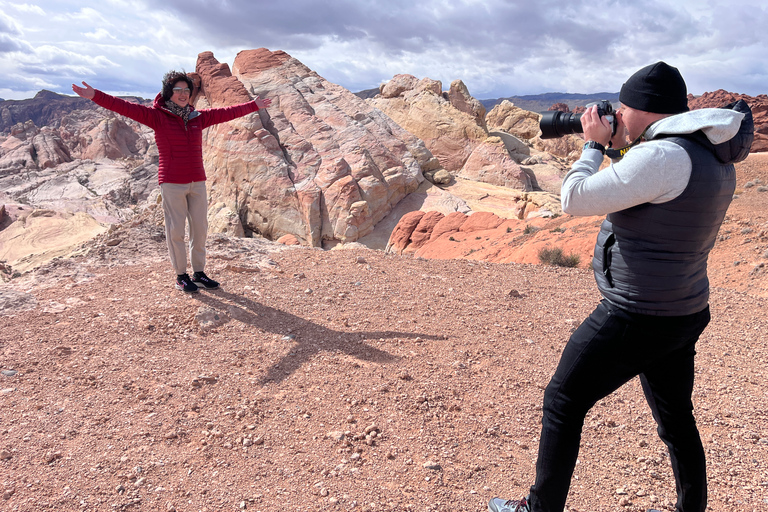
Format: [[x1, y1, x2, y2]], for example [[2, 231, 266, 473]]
[[193, 49, 438, 247], [0, 208, 108, 274], [367, 74, 488, 172], [369, 77, 570, 195], [457, 136, 535, 190], [0, 101, 157, 223], [486, 100, 585, 166], [386, 208, 601, 266]]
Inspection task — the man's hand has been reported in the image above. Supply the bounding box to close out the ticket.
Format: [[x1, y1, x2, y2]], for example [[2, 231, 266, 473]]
[[71, 81, 95, 100], [609, 109, 629, 148], [581, 104, 613, 146]]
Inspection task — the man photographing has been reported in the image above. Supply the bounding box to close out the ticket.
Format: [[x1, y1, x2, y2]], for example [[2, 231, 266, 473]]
[[489, 62, 753, 512]]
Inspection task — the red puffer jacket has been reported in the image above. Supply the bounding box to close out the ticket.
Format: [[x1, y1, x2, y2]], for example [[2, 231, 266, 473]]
[[91, 90, 259, 184]]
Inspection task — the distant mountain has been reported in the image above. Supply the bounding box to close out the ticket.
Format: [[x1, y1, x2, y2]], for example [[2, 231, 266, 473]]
[[354, 88, 621, 113], [0, 90, 151, 133], [354, 88, 380, 100], [479, 92, 621, 113]]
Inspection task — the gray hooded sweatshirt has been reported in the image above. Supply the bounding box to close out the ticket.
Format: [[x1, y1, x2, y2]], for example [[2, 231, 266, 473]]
[[560, 105, 752, 315]]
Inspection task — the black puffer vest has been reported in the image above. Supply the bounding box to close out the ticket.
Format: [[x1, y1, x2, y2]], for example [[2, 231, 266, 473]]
[[593, 134, 736, 316]]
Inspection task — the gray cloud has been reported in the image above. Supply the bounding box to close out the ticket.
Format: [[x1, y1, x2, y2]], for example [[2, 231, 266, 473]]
[[2, 0, 768, 100]]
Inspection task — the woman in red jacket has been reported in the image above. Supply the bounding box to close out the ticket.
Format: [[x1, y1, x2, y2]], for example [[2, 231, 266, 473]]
[[72, 71, 271, 293]]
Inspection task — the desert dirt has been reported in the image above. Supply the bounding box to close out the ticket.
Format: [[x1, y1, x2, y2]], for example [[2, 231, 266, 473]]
[[1, 156, 768, 512]]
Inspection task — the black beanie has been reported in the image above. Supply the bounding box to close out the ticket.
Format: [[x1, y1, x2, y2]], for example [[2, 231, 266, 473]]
[[619, 62, 689, 114]]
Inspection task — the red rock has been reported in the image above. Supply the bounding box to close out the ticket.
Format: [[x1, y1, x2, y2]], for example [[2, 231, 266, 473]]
[[197, 50, 429, 247], [459, 211, 504, 232], [386, 211, 425, 254], [549, 102, 570, 112], [232, 48, 292, 75], [405, 211, 445, 252], [277, 234, 301, 245], [195, 51, 253, 107], [429, 211, 468, 241]]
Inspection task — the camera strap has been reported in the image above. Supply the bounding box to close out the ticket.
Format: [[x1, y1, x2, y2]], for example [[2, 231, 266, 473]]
[[605, 128, 649, 160]]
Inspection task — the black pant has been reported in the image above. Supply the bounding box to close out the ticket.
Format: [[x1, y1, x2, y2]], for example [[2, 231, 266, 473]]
[[529, 300, 711, 512]]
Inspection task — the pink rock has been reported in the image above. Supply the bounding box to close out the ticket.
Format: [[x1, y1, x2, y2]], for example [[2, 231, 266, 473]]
[[195, 51, 253, 107], [197, 50, 429, 246], [448, 80, 487, 130], [380, 74, 419, 98], [368, 76, 488, 171], [459, 138, 533, 190]]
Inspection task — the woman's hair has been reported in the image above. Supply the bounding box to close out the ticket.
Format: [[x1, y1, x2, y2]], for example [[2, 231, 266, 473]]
[[161, 70, 194, 101]]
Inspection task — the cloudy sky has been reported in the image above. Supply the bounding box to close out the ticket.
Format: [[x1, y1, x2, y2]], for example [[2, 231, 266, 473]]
[[1, 0, 767, 102]]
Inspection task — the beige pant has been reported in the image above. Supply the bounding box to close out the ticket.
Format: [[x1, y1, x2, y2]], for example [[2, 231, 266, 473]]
[[160, 181, 208, 275]]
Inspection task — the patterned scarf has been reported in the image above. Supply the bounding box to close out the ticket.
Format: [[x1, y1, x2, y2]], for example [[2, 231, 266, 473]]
[[164, 100, 193, 127]]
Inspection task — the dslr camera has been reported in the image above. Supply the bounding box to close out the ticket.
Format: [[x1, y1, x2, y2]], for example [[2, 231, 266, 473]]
[[539, 100, 616, 139]]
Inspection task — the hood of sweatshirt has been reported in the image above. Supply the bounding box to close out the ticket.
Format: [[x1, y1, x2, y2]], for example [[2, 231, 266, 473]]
[[647, 99, 754, 164]]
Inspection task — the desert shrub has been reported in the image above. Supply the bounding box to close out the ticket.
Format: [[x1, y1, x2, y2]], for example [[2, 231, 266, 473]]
[[757, 186, 768, 192], [538, 247, 580, 268], [744, 181, 755, 188], [523, 225, 539, 235]]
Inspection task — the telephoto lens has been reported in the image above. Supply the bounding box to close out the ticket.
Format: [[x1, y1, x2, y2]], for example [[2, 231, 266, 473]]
[[539, 110, 584, 139], [538, 100, 615, 139]]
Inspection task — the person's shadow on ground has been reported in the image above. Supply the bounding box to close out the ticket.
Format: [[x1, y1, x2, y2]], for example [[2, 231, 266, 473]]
[[193, 289, 441, 385]]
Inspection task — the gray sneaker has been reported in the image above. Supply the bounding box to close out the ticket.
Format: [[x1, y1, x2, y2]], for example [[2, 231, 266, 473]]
[[488, 496, 530, 512]]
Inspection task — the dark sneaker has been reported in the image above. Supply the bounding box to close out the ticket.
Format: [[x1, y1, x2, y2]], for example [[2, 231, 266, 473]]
[[191, 271, 219, 289], [175, 273, 199, 293], [488, 496, 530, 512]]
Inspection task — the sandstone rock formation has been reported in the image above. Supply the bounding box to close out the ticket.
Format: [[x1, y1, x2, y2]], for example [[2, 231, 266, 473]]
[[486, 100, 540, 139], [0, 102, 157, 222], [0, 208, 108, 273], [486, 100, 585, 166], [367, 74, 488, 172], [457, 136, 535, 190], [387, 208, 601, 267], [369, 77, 570, 196], [193, 49, 440, 248]]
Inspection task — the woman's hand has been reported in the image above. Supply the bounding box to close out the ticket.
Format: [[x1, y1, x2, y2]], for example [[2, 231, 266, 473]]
[[254, 96, 272, 110], [71, 81, 95, 100]]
